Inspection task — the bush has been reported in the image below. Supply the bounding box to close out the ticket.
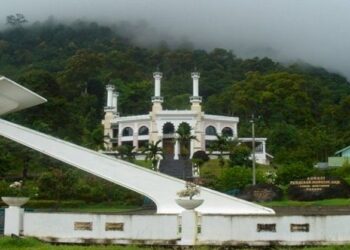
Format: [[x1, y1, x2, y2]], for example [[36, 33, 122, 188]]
[[276, 163, 315, 185], [229, 144, 251, 167], [220, 167, 252, 191], [192, 150, 210, 167]]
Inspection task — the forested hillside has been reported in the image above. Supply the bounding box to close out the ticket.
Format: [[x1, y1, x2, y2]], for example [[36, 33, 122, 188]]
[[0, 21, 349, 176]]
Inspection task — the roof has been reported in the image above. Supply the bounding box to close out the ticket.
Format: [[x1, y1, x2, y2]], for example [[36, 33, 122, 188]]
[[0, 76, 47, 115], [335, 145, 350, 156]]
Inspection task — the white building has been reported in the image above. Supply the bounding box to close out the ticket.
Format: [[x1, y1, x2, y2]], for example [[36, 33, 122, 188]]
[[102, 71, 271, 165]]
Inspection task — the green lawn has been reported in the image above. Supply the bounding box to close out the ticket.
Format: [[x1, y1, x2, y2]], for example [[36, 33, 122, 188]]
[[259, 198, 350, 207], [1, 237, 350, 250], [53, 204, 141, 213]]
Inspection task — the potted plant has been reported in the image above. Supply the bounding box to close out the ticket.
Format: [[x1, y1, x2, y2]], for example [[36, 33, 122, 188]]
[[175, 182, 204, 210], [1, 181, 30, 207]]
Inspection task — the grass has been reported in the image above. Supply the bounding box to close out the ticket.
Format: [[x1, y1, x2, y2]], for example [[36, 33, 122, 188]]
[[1, 237, 350, 250], [259, 198, 350, 207], [53, 203, 140, 213]]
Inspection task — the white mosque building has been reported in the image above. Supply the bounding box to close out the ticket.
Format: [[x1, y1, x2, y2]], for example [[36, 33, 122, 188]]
[[102, 71, 271, 165]]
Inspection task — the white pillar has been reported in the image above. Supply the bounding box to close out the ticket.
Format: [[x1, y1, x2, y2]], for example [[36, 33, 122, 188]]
[[174, 140, 179, 160], [153, 72, 162, 97], [106, 85, 115, 107], [4, 206, 24, 236], [190, 138, 194, 159], [191, 72, 200, 97], [180, 210, 198, 245], [112, 92, 119, 113]]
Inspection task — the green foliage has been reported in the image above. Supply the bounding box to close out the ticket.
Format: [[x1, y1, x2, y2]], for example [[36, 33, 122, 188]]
[[276, 163, 315, 185], [192, 150, 210, 167], [142, 140, 163, 169], [116, 145, 135, 162], [0, 20, 349, 202], [176, 122, 197, 158], [220, 167, 252, 191], [229, 144, 251, 167]]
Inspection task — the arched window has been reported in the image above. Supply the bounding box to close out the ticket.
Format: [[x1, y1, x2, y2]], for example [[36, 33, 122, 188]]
[[122, 127, 133, 137], [138, 126, 149, 136], [222, 127, 233, 137], [163, 122, 175, 134], [205, 126, 217, 136]]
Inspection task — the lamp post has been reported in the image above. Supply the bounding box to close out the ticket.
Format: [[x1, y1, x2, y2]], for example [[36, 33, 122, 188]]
[[250, 114, 256, 186]]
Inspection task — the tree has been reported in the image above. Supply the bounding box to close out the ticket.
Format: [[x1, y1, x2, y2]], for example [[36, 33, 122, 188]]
[[6, 14, 28, 27], [229, 144, 251, 167], [142, 140, 163, 170], [209, 134, 236, 167], [176, 123, 197, 159], [116, 145, 135, 162], [192, 150, 210, 168]]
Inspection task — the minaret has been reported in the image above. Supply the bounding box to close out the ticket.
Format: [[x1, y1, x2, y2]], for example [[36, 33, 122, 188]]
[[112, 91, 119, 116], [151, 71, 163, 112], [150, 71, 163, 146], [190, 71, 203, 155], [190, 71, 202, 112], [102, 84, 118, 151], [106, 84, 115, 108]]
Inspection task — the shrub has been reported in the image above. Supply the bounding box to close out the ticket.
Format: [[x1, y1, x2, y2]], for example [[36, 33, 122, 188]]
[[229, 144, 251, 167], [220, 167, 251, 191], [276, 163, 314, 185], [192, 150, 210, 167]]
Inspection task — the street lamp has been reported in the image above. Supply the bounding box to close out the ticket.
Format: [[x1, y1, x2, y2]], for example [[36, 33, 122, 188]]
[[250, 114, 256, 186]]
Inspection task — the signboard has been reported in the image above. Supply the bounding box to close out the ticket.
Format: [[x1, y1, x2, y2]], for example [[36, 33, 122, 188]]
[[288, 176, 350, 201]]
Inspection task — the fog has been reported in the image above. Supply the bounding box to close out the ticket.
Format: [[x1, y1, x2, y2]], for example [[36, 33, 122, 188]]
[[1, 0, 350, 79]]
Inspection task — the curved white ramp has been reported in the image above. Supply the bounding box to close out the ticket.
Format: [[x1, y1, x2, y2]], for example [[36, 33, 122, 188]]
[[0, 119, 274, 214], [0, 76, 46, 115]]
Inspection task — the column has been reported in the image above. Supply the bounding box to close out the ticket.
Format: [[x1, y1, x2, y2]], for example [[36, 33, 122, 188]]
[[180, 210, 198, 245], [133, 123, 138, 149], [153, 72, 162, 99], [190, 131, 195, 158], [4, 206, 24, 236], [106, 85, 115, 107], [174, 139, 179, 160], [112, 92, 119, 114], [190, 72, 202, 105], [192, 73, 199, 97]]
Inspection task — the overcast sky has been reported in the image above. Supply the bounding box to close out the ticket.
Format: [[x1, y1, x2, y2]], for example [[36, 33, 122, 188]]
[[1, 0, 350, 79]]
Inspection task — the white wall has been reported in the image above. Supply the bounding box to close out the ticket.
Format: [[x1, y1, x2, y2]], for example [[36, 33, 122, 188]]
[[23, 212, 179, 244], [199, 215, 350, 245], [21, 212, 350, 246]]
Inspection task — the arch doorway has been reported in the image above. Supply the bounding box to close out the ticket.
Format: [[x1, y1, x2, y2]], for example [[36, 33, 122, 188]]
[[162, 122, 175, 159]]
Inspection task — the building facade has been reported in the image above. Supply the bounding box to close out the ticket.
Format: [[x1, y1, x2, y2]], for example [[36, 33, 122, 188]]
[[102, 72, 270, 165]]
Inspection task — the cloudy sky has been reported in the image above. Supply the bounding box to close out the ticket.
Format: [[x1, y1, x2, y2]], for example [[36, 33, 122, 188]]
[[1, 0, 350, 79]]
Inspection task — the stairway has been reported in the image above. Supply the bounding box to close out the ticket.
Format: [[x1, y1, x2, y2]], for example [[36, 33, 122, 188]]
[[159, 159, 193, 180]]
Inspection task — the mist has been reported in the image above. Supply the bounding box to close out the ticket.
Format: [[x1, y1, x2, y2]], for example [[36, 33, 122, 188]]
[[1, 0, 350, 79]]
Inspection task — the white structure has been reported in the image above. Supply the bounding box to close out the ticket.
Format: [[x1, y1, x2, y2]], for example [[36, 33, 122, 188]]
[[102, 71, 271, 164], [15, 211, 350, 246], [0, 76, 273, 215]]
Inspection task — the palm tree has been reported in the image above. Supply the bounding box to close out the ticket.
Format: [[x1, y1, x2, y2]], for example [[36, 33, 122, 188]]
[[142, 140, 163, 170], [116, 144, 135, 162], [176, 124, 197, 159], [209, 134, 237, 168]]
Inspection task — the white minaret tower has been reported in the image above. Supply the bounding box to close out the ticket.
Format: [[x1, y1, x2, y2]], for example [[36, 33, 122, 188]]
[[190, 71, 202, 104], [152, 71, 163, 104], [105, 84, 115, 108], [150, 71, 163, 145], [112, 91, 119, 116], [102, 84, 119, 151]]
